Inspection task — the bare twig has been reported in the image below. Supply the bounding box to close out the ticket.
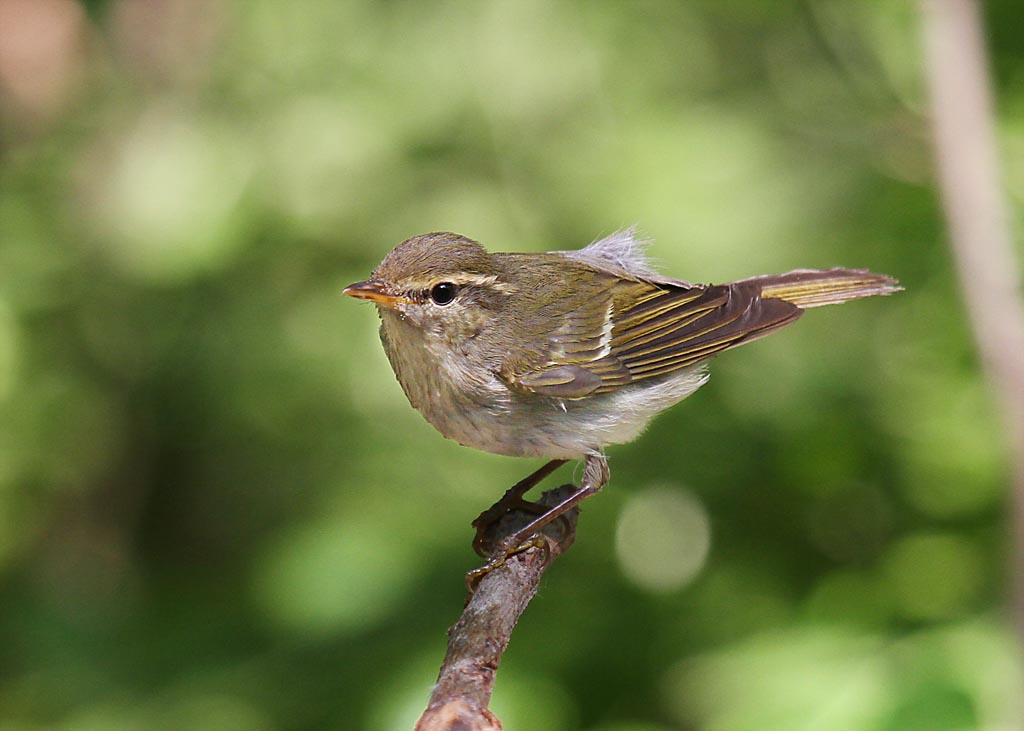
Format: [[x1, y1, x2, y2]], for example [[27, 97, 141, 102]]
[[920, 0, 1024, 633], [414, 485, 579, 731]]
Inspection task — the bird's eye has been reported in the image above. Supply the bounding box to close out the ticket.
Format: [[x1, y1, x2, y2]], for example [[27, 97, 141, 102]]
[[429, 282, 458, 305]]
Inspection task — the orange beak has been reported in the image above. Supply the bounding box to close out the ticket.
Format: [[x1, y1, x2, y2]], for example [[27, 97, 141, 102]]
[[342, 280, 410, 309]]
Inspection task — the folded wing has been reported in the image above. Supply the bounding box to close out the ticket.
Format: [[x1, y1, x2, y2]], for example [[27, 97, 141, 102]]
[[503, 267, 898, 399]]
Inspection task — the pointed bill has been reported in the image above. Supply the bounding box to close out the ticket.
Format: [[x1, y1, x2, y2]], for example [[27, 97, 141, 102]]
[[342, 280, 411, 308]]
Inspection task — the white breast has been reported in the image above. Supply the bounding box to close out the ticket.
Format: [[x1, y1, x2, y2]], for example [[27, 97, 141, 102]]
[[379, 307, 710, 460]]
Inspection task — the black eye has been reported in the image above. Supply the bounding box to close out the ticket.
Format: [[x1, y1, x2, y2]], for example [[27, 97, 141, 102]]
[[429, 282, 457, 305]]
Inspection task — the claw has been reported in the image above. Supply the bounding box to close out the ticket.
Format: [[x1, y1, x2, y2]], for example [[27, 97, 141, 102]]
[[471, 460, 567, 557], [472, 497, 548, 556], [465, 534, 550, 592], [466, 455, 605, 593]]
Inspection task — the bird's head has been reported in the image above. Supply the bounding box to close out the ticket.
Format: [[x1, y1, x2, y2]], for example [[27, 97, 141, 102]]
[[343, 232, 512, 341]]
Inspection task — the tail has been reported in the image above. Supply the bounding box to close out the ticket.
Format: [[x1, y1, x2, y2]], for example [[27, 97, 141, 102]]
[[739, 268, 902, 308]]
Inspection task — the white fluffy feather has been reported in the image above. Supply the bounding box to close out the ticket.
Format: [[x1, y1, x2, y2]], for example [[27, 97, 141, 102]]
[[557, 227, 660, 279], [558, 227, 695, 289]]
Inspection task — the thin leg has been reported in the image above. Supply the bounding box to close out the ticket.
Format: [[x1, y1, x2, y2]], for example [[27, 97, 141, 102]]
[[496, 454, 608, 551], [467, 454, 609, 586], [472, 459, 568, 547]]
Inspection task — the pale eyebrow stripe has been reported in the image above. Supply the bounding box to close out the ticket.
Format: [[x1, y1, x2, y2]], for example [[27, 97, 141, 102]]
[[406, 274, 501, 289]]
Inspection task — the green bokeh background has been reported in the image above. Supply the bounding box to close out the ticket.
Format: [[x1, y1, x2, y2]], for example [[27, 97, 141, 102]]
[[1, 1, 1022, 729]]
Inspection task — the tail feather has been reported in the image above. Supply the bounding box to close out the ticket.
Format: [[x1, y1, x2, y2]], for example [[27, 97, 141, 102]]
[[739, 268, 902, 309]]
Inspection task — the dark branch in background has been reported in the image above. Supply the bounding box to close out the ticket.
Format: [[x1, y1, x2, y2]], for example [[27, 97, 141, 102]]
[[920, 0, 1024, 634], [414, 485, 579, 731]]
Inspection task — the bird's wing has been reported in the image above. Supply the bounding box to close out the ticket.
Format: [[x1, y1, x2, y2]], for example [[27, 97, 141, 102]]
[[500, 277, 803, 398]]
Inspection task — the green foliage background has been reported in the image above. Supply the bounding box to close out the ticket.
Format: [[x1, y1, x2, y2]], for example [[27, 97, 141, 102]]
[[1, 1, 1022, 729]]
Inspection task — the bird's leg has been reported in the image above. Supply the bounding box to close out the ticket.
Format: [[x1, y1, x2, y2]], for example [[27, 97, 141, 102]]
[[496, 453, 608, 551], [471, 459, 567, 555], [467, 454, 609, 587]]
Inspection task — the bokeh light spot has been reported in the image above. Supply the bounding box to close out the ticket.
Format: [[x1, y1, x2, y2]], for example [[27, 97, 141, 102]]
[[664, 628, 889, 731], [615, 485, 711, 593], [804, 570, 892, 627], [265, 95, 391, 228], [252, 517, 423, 636], [883, 532, 984, 621], [488, 666, 577, 731], [91, 109, 252, 283]]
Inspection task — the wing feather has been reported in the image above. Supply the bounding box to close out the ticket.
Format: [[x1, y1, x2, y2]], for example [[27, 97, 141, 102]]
[[501, 270, 803, 399]]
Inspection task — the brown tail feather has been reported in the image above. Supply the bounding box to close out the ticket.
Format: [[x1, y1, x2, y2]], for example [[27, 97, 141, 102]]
[[739, 268, 902, 309]]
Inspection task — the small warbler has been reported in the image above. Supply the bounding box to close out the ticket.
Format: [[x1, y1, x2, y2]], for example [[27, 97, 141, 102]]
[[345, 229, 900, 567]]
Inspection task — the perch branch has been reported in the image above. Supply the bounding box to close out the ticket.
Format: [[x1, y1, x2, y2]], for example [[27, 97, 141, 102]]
[[414, 484, 580, 731]]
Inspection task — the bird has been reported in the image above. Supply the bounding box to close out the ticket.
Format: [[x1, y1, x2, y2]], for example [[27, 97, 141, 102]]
[[344, 229, 900, 570]]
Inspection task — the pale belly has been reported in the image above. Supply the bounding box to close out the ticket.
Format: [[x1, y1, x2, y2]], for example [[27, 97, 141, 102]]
[[401, 359, 709, 460], [379, 313, 709, 459]]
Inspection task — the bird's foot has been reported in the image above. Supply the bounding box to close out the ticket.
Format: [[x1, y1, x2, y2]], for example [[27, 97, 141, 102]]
[[470, 460, 568, 557], [471, 496, 547, 557], [465, 533, 550, 592], [466, 483, 581, 593]]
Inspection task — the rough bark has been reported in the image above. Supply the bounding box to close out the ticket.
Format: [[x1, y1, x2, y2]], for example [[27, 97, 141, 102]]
[[414, 485, 579, 731]]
